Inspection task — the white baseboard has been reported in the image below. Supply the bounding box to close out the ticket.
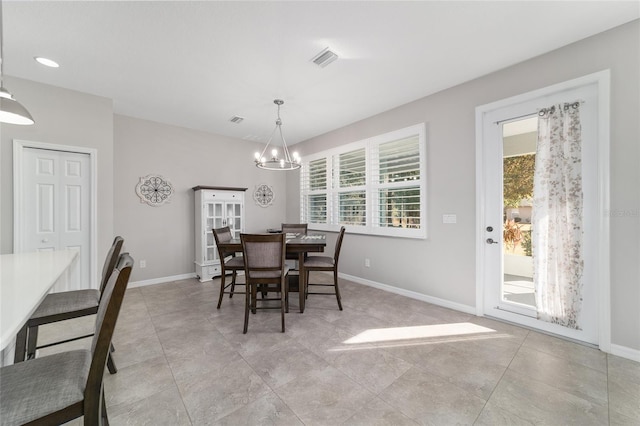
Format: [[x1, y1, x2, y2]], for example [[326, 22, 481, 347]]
[[339, 272, 476, 315], [129, 272, 197, 289], [610, 343, 640, 363]]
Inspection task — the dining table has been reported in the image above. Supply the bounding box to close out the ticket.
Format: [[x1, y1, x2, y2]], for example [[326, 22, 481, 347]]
[[217, 232, 326, 313], [0, 249, 79, 366]]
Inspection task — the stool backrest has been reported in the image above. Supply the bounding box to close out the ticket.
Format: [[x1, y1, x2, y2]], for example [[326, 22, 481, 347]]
[[86, 253, 133, 415], [281, 223, 307, 235], [213, 226, 234, 258], [99, 236, 124, 294], [241, 233, 286, 279], [334, 226, 346, 264]]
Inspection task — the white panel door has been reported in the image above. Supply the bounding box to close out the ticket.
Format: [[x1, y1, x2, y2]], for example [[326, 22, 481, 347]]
[[20, 148, 91, 291]]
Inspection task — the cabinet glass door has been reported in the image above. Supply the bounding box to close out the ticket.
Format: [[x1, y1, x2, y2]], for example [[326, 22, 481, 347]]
[[205, 201, 226, 262], [226, 202, 243, 238]]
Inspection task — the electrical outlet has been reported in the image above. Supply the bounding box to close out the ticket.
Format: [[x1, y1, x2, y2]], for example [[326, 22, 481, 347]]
[[365, 258, 371, 268], [139, 260, 146, 268]]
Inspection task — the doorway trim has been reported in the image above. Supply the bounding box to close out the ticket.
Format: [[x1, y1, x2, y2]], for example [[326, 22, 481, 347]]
[[13, 140, 99, 290], [474, 70, 611, 352]]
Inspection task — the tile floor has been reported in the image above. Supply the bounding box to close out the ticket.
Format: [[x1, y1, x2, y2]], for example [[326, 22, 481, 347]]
[[38, 274, 640, 425]]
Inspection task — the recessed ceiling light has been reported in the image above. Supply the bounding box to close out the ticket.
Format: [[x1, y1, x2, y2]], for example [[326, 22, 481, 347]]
[[34, 57, 59, 68]]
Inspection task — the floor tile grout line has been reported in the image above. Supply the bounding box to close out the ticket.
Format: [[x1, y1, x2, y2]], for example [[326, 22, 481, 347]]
[[215, 302, 383, 425], [517, 341, 610, 376], [209, 311, 309, 425], [471, 328, 531, 425], [505, 341, 611, 409], [142, 280, 196, 426]]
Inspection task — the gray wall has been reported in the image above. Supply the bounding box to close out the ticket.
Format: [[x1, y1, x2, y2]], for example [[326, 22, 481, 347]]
[[1, 21, 637, 353], [288, 21, 640, 351], [0, 77, 114, 269], [113, 115, 289, 282]]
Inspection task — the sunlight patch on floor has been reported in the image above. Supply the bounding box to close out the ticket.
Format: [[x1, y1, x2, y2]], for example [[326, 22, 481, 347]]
[[343, 322, 496, 345]]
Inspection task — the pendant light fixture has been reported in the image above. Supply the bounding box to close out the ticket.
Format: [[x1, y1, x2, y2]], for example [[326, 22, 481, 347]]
[[254, 99, 301, 171], [0, 3, 34, 125]]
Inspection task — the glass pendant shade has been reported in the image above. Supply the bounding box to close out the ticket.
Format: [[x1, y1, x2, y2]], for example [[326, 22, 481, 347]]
[[0, 87, 35, 125], [1, 1, 35, 126], [0, 1, 35, 126]]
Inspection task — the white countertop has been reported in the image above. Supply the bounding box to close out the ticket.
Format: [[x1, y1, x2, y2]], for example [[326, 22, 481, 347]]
[[0, 249, 79, 351]]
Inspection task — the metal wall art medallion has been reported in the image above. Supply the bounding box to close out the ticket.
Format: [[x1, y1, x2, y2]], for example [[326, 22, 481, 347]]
[[135, 174, 174, 206], [253, 183, 274, 207]]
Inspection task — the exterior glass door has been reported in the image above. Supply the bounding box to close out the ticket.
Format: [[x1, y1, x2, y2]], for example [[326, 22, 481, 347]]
[[501, 116, 537, 316]]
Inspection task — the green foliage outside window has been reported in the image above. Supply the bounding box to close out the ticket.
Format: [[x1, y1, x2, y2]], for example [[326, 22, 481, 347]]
[[503, 154, 535, 208]]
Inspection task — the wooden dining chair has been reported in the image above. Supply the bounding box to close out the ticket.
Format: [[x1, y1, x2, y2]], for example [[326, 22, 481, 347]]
[[240, 233, 289, 334], [303, 226, 346, 310], [281, 223, 308, 236], [0, 253, 133, 426], [14, 236, 124, 375], [281, 223, 308, 267], [213, 227, 245, 309]]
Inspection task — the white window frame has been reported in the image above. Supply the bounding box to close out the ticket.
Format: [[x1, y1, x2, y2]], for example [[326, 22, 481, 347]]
[[301, 123, 427, 239]]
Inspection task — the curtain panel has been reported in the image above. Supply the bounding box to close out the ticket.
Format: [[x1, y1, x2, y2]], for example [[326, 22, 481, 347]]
[[532, 102, 584, 329]]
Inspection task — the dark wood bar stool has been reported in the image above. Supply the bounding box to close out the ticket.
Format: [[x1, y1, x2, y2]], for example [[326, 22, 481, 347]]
[[241, 233, 289, 333], [14, 236, 124, 375], [0, 253, 134, 426], [303, 226, 346, 310], [213, 227, 246, 309]]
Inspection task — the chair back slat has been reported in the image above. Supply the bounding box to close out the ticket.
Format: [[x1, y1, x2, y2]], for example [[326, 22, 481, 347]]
[[213, 226, 235, 258], [99, 236, 124, 294], [334, 227, 346, 263], [86, 253, 133, 401]]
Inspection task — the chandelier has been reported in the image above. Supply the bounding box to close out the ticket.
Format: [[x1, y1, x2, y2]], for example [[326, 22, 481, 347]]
[[254, 99, 301, 171]]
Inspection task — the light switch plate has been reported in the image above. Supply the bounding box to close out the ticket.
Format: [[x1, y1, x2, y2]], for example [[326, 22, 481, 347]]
[[443, 214, 457, 224]]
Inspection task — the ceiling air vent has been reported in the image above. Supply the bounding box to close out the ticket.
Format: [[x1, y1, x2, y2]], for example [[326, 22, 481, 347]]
[[229, 116, 244, 124], [311, 47, 338, 68]]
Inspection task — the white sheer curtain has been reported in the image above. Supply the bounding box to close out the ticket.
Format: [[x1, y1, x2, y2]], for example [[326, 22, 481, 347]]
[[532, 102, 584, 329]]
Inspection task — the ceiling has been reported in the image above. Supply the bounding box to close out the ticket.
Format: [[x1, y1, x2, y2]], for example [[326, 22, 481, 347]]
[[3, 1, 638, 145]]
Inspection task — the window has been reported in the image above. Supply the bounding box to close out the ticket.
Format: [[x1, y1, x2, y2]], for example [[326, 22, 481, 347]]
[[337, 148, 366, 226], [307, 158, 327, 223], [301, 124, 426, 238]]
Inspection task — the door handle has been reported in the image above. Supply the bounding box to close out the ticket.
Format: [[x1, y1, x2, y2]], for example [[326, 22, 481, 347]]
[[486, 238, 499, 244], [41, 239, 49, 243]]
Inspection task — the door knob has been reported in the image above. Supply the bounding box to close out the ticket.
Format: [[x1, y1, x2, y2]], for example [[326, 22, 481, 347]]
[[486, 238, 499, 244], [486, 226, 493, 232]]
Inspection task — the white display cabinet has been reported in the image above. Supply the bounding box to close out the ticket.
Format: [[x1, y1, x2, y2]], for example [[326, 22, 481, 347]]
[[193, 186, 246, 282]]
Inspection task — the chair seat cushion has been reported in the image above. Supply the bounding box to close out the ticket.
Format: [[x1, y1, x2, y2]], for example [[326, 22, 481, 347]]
[[0, 349, 91, 425], [224, 256, 244, 268], [249, 265, 290, 279], [31, 289, 100, 320], [304, 256, 335, 268]]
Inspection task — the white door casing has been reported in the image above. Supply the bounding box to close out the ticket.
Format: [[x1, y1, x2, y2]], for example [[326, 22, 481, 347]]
[[13, 140, 98, 292], [475, 71, 611, 349]]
